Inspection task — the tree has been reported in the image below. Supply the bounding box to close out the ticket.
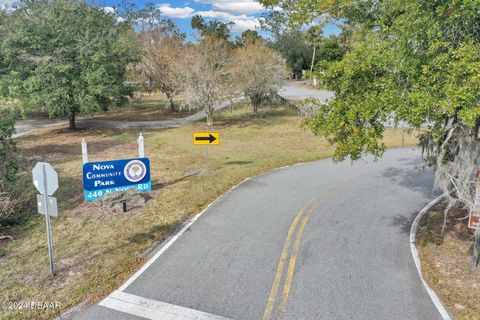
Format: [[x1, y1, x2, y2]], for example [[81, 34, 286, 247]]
[[191, 15, 232, 40], [239, 30, 262, 45], [316, 35, 344, 63], [305, 25, 323, 75], [136, 30, 185, 112], [183, 36, 232, 126], [232, 40, 287, 114], [0, 0, 140, 129], [135, 1, 185, 38], [272, 30, 312, 78], [260, 11, 312, 78], [0, 6, 18, 191], [262, 0, 480, 264], [259, 10, 290, 42]]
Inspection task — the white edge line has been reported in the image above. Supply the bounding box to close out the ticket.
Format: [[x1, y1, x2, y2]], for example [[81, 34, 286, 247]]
[[409, 193, 452, 320], [117, 161, 317, 292], [99, 290, 232, 320]]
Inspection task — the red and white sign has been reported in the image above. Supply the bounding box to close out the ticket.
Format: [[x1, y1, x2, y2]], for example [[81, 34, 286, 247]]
[[469, 171, 480, 229], [469, 212, 480, 229]]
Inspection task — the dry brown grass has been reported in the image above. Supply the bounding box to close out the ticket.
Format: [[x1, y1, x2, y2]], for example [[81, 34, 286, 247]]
[[80, 92, 192, 122], [417, 203, 480, 320], [0, 102, 418, 319]]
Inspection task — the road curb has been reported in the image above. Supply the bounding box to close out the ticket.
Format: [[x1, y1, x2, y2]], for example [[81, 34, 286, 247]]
[[410, 193, 453, 320]]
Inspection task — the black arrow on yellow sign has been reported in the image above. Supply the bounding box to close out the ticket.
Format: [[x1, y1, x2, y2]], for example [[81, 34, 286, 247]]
[[195, 134, 217, 144]]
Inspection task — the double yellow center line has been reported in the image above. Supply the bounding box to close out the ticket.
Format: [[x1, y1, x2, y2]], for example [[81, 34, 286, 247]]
[[263, 181, 352, 319], [262, 196, 320, 319]]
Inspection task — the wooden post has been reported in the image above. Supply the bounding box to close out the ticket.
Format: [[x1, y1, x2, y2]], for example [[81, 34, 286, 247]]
[[81, 139, 88, 164]]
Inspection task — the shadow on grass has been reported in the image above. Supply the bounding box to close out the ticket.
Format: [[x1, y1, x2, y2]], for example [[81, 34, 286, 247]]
[[223, 160, 253, 165], [152, 170, 201, 191], [128, 222, 177, 245], [215, 105, 295, 128], [413, 203, 474, 248]]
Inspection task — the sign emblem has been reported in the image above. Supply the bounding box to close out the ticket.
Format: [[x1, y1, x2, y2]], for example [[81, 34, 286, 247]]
[[124, 160, 147, 183]]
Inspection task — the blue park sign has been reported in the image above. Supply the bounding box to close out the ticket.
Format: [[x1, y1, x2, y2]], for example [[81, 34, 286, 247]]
[[82, 158, 151, 202]]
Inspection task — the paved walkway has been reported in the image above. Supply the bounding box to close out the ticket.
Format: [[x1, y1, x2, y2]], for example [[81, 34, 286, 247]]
[[277, 82, 335, 115], [13, 97, 243, 138]]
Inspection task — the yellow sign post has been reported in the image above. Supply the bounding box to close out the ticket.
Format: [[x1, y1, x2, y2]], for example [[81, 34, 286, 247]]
[[193, 132, 219, 145], [193, 132, 220, 172]]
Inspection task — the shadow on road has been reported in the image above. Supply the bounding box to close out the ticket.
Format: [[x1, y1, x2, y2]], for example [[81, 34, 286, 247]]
[[382, 165, 436, 198]]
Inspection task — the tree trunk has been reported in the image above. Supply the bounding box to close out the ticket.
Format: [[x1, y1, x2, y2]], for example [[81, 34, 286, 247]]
[[473, 228, 480, 271], [251, 95, 260, 115], [310, 46, 316, 75], [167, 94, 176, 112], [69, 114, 76, 130], [252, 101, 259, 115], [206, 109, 214, 127]]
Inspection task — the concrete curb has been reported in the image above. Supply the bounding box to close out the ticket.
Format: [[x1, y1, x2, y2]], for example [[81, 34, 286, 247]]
[[409, 193, 453, 320]]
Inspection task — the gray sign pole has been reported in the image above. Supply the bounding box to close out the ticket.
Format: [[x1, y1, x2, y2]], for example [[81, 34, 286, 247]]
[[205, 145, 209, 172], [42, 164, 55, 275]]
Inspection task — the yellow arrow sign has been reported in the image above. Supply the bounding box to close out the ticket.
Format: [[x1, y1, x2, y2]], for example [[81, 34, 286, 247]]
[[193, 132, 220, 145]]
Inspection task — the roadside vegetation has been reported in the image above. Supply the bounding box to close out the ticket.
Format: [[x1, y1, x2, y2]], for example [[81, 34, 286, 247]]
[[417, 202, 480, 319]]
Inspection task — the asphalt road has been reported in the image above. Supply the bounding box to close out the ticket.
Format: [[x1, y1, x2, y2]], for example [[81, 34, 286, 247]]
[[72, 148, 443, 320]]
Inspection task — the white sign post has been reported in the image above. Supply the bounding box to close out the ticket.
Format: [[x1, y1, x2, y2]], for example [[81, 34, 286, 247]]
[[32, 162, 59, 275], [81, 138, 88, 164], [138, 133, 145, 158]]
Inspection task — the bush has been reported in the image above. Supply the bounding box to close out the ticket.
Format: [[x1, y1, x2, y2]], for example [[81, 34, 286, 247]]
[[0, 174, 36, 225], [0, 107, 19, 190], [0, 107, 26, 226]]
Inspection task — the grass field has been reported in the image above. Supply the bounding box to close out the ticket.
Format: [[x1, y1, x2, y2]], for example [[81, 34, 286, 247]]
[[80, 92, 192, 122], [417, 203, 480, 320], [0, 102, 418, 319], [19, 92, 192, 122]]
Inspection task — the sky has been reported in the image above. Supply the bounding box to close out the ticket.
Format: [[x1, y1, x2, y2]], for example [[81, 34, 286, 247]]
[[93, 0, 341, 40], [0, 0, 341, 40]]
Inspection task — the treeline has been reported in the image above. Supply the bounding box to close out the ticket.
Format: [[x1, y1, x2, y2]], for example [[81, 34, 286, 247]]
[[259, 11, 347, 79]]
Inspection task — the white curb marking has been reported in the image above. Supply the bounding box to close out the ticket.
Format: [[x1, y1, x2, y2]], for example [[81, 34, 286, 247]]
[[99, 290, 232, 320], [410, 193, 452, 320]]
